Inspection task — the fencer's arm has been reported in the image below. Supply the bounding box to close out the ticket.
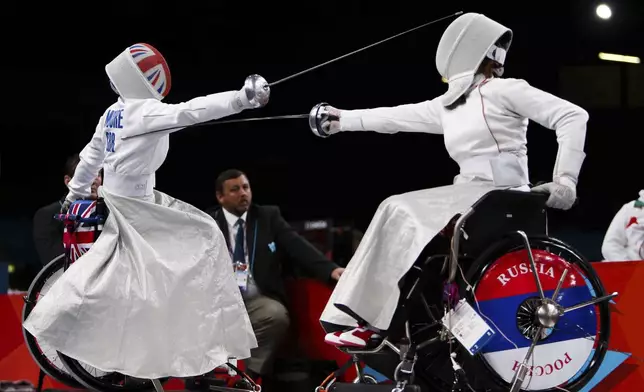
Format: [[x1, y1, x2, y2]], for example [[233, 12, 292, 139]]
[[601, 204, 632, 261], [497, 79, 589, 189], [66, 122, 106, 201], [125, 90, 252, 138], [339, 99, 444, 134]]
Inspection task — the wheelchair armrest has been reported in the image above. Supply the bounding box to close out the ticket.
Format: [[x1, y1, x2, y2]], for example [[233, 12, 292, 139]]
[[468, 189, 548, 211]]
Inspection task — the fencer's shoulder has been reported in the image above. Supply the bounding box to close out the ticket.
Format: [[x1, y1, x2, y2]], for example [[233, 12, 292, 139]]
[[613, 199, 641, 215], [120, 98, 159, 110], [97, 100, 125, 121], [484, 77, 532, 92], [629, 199, 644, 212]]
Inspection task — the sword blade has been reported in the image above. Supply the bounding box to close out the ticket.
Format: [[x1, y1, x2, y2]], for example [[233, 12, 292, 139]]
[[121, 113, 308, 139], [206, 113, 308, 124], [268, 11, 463, 87]]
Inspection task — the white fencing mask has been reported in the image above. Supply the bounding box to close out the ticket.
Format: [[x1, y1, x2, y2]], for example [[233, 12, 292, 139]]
[[435, 13, 512, 107], [105, 43, 172, 100]]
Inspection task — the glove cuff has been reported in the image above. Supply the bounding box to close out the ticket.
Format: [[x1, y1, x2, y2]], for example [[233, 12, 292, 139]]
[[232, 89, 252, 111], [556, 176, 576, 190], [553, 147, 585, 186], [339, 110, 363, 132]]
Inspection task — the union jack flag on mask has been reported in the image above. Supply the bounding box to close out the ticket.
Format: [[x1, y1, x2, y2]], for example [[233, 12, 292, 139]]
[[62, 200, 104, 263]]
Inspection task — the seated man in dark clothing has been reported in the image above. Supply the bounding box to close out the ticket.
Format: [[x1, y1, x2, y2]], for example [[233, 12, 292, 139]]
[[205, 169, 344, 388], [32, 154, 102, 266]]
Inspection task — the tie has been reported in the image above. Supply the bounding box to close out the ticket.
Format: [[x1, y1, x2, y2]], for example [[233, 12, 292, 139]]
[[233, 219, 245, 263]]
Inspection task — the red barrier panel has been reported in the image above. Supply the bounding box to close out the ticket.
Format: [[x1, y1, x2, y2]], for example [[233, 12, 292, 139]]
[[285, 279, 356, 381], [588, 262, 644, 391], [2, 262, 643, 390]]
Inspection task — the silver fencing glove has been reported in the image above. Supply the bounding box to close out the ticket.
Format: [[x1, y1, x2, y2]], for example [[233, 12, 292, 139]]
[[233, 74, 270, 110]]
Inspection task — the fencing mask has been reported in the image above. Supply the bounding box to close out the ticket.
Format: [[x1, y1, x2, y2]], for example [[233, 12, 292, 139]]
[[105, 43, 172, 100], [435, 13, 512, 107]]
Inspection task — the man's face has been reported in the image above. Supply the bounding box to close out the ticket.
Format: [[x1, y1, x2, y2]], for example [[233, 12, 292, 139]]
[[217, 175, 252, 216]]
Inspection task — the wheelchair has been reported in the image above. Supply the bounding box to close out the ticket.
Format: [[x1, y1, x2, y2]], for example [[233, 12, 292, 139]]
[[22, 198, 260, 392], [320, 189, 615, 392]]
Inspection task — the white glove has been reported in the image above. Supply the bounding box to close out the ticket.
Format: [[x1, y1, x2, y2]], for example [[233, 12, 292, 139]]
[[319, 106, 342, 136], [531, 180, 577, 210]]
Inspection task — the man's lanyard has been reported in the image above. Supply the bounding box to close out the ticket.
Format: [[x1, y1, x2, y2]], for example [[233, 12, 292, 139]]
[[230, 223, 258, 274], [250, 224, 257, 273]]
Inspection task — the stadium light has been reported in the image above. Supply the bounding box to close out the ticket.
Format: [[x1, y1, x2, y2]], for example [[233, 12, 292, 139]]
[[598, 52, 641, 64], [596, 4, 612, 20]]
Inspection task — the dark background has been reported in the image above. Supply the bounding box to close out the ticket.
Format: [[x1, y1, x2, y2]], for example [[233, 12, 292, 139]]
[[1, 1, 643, 276]]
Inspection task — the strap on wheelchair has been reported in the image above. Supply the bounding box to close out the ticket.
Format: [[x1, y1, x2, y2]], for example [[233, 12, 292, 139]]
[[316, 357, 358, 392]]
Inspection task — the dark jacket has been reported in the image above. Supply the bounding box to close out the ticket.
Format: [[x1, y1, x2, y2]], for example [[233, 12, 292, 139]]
[[206, 204, 339, 305], [33, 199, 64, 265]]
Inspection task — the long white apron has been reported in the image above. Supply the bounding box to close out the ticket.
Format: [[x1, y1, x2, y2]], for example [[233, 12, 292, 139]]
[[320, 181, 500, 331], [23, 187, 257, 379]]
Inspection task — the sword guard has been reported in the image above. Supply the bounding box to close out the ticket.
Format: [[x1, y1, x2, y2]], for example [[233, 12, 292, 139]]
[[243, 74, 270, 108], [308, 102, 338, 138]]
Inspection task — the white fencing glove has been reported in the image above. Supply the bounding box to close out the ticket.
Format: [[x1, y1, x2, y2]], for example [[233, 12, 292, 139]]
[[532, 179, 577, 210]]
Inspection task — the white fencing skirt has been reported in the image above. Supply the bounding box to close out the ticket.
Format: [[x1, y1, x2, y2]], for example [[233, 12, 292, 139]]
[[23, 187, 257, 379], [320, 181, 502, 331]]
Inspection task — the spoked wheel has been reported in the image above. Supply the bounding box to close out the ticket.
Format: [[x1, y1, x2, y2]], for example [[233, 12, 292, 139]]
[[459, 235, 611, 392], [23, 254, 165, 392], [22, 255, 84, 388], [57, 353, 163, 392]]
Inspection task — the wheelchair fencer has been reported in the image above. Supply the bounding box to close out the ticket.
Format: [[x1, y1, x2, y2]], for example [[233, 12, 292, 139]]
[[22, 198, 261, 392], [314, 188, 616, 392]]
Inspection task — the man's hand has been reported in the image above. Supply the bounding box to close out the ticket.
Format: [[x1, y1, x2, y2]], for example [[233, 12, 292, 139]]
[[331, 267, 345, 281]]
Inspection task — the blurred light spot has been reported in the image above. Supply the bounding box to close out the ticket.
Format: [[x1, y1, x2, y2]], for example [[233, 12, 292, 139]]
[[596, 4, 612, 20], [599, 52, 640, 64]]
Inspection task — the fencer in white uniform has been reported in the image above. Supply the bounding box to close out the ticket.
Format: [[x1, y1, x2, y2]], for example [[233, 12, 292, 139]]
[[310, 13, 589, 348], [601, 190, 644, 261], [23, 43, 270, 378]]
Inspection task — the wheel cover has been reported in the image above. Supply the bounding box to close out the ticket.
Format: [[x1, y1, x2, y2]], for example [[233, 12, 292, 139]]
[[472, 248, 598, 390]]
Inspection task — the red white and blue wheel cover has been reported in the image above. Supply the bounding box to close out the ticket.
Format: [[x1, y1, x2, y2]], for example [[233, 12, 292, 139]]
[[473, 249, 598, 390]]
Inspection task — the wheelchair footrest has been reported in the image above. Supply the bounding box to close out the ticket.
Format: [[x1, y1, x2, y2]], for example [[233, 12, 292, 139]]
[[327, 383, 421, 392]]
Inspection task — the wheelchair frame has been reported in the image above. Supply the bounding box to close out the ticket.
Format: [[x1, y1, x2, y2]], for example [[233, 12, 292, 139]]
[[326, 190, 617, 392]]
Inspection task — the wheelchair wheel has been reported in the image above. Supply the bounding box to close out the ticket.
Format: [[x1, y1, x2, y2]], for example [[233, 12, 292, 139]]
[[459, 235, 610, 392], [24, 254, 161, 392], [22, 255, 84, 388], [57, 352, 165, 392]]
